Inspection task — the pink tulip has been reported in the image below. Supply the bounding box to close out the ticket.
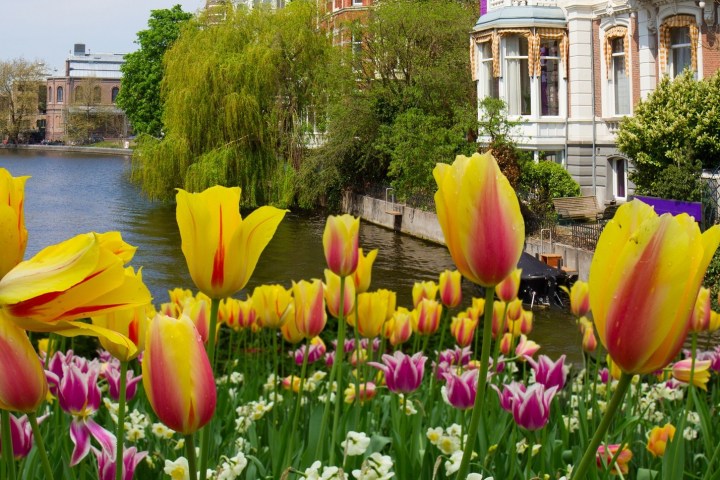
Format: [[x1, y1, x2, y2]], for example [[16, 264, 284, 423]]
[[443, 369, 479, 410], [104, 361, 143, 402], [368, 351, 427, 394], [494, 381, 526, 412], [0, 413, 47, 459], [511, 383, 558, 430], [527, 354, 567, 391], [93, 445, 147, 480]]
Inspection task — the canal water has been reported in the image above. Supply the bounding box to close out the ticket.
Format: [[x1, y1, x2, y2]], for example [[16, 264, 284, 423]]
[[0, 149, 581, 362]]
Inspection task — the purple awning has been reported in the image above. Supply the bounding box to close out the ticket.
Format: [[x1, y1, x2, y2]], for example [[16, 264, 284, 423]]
[[634, 195, 702, 222]]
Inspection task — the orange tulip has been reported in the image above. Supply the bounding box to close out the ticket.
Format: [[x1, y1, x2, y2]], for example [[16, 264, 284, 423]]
[[352, 248, 378, 293], [439, 270, 462, 308], [0, 312, 47, 413], [0, 168, 29, 279], [647, 423, 676, 457], [323, 215, 359, 277], [433, 153, 524, 287], [495, 268, 522, 303], [324, 270, 355, 319], [589, 200, 720, 374], [142, 314, 216, 435], [293, 279, 326, 339], [176, 186, 286, 299]]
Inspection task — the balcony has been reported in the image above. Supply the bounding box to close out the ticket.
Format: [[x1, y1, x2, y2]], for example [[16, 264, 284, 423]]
[[487, 0, 558, 12]]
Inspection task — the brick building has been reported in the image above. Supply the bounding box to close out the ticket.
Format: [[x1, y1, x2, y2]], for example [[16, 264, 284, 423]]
[[45, 44, 127, 142], [471, 0, 720, 205]]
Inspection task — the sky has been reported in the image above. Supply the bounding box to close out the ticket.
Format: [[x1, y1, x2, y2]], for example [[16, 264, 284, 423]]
[[0, 0, 205, 74]]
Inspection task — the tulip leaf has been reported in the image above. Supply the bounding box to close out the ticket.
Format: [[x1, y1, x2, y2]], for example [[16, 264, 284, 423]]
[[638, 468, 659, 480]]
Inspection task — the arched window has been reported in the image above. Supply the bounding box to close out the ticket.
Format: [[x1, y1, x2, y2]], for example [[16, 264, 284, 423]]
[[93, 86, 101, 103], [659, 15, 698, 78], [604, 26, 630, 116], [111, 86, 119, 103], [57, 86, 64, 103]]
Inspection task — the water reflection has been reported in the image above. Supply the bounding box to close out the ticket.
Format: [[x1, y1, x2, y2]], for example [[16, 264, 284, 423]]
[[0, 149, 581, 362]]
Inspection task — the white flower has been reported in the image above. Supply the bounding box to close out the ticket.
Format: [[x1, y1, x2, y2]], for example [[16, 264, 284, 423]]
[[152, 423, 175, 439], [531, 444, 541, 457], [426, 427, 443, 445], [164, 457, 190, 480], [438, 435, 461, 455], [342, 431, 371, 456], [304, 461, 322, 480], [125, 426, 145, 442], [444, 451, 463, 476], [230, 372, 244, 384], [563, 415, 579, 433], [446, 424, 462, 438], [352, 452, 394, 479], [683, 427, 698, 441], [686, 411, 700, 425], [516, 438, 528, 454]]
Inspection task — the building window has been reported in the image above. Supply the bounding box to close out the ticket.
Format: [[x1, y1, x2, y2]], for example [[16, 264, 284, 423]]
[[539, 39, 560, 116], [611, 157, 627, 200], [111, 87, 119, 103], [611, 37, 630, 115], [669, 27, 692, 77], [540, 150, 564, 165], [353, 0, 363, 5], [57, 86, 63, 103], [351, 32, 362, 57], [505, 36, 530, 116], [477, 42, 498, 99], [659, 15, 698, 78]]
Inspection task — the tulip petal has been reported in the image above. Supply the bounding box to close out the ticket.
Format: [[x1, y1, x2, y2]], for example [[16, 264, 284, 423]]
[[69, 420, 91, 466]]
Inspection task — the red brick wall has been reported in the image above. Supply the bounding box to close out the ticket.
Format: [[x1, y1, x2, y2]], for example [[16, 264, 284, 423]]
[[593, 19, 602, 117], [702, 32, 720, 78]]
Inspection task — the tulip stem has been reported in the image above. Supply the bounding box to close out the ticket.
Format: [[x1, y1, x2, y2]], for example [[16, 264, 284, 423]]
[[185, 434, 198, 480], [317, 275, 347, 461], [115, 361, 128, 480], [455, 287, 494, 479], [28, 412, 53, 480], [198, 297, 221, 480], [492, 301, 510, 365], [285, 344, 310, 470], [2, 410, 17, 480], [570, 371, 632, 480], [329, 276, 348, 465]]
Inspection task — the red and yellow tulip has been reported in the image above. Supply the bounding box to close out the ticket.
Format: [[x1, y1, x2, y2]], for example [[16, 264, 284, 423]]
[[495, 268, 522, 303], [293, 279, 327, 339], [280, 302, 303, 344], [0, 168, 29, 280], [0, 312, 47, 413], [562, 280, 590, 318], [142, 314, 216, 435], [176, 186, 286, 299], [647, 423, 676, 457], [439, 270, 462, 308], [672, 358, 712, 390], [450, 313, 477, 348], [92, 304, 152, 362], [252, 284, 292, 329], [324, 270, 355, 319], [412, 299, 442, 336], [412, 281, 438, 308], [387, 307, 413, 347], [323, 214, 359, 277], [589, 200, 720, 374], [690, 286, 711, 333], [433, 153, 524, 287]]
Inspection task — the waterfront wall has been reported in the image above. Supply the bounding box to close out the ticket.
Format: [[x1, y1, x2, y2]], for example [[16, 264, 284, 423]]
[[0, 145, 132, 156], [344, 193, 594, 281]]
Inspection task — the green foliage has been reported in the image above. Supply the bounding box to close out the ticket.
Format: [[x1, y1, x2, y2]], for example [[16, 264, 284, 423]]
[[617, 70, 720, 201], [0, 58, 45, 143], [520, 160, 580, 212], [132, 2, 339, 206], [116, 5, 193, 137], [298, 0, 477, 209]]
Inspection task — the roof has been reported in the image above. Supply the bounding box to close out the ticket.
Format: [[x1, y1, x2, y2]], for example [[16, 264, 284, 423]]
[[67, 53, 125, 80], [473, 6, 567, 31]]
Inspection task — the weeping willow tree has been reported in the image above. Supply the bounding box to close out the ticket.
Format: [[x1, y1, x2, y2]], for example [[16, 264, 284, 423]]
[[131, 1, 339, 206]]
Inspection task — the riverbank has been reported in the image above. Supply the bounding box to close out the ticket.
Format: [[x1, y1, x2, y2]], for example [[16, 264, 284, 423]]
[[344, 193, 594, 281], [0, 144, 133, 156]]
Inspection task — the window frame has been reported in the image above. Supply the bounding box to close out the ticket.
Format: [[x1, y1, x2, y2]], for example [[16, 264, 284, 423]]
[[56, 86, 64, 103], [503, 35, 531, 117]]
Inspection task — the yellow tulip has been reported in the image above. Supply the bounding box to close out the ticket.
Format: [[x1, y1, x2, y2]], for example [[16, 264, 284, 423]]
[[690, 286, 711, 333], [280, 302, 303, 343], [377, 288, 396, 320], [433, 153, 525, 287], [352, 291, 388, 338], [322, 214, 359, 277], [352, 248, 378, 293], [0, 232, 151, 355], [92, 303, 152, 362], [0, 168, 29, 279], [647, 423, 676, 457], [0, 312, 48, 413], [252, 284, 292, 329], [293, 279, 326, 339], [412, 281, 438, 308], [176, 186, 286, 299], [672, 358, 712, 390], [142, 314, 216, 435], [590, 200, 720, 374], [324, 269, 355, 319], [561, 280, 590, 318], [439, 270, 463, 308]]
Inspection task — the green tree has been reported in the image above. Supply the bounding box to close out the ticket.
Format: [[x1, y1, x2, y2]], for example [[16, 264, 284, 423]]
[[116, 5, 193, 137], [132, 2, 339, 206], [616, 69, 720, 201], [298, 0, 478, 208], [0, 58, 45, 143]]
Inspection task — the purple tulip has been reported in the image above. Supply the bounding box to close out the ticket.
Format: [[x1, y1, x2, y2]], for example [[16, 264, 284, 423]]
[[93, 445, 147, 480], [57, 364, 102, 416], [434, 346, 473, 379], [291, 342, 326, 365], [510, 383, 558, 431], [104, 363, 143, 402], [70, 419, 116, 466], [368, 351, 427, 394], [493, 381, 526, 412], [443, 369, 479, 410], [527, 354, 567, 391], [598, 368, 610, 384], [359, 338, 381, 352]]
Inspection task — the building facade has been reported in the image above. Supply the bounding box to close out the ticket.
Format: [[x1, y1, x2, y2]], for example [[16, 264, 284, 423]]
[[45, 44, 126, 142], [471, 0, 720, 205]]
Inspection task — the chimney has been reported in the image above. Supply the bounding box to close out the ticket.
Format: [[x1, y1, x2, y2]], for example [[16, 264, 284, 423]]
[[73, 44, 86, 56]]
